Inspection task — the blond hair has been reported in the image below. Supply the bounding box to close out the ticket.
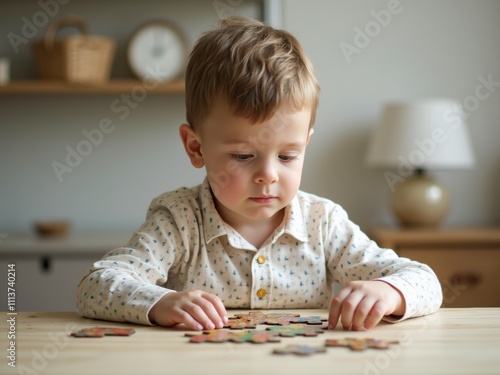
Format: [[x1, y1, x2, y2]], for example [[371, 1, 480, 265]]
[[185, 16, 319, 129]]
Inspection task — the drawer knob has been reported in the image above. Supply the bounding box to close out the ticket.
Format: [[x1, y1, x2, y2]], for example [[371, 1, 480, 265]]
[[40, 256, 52, 273], [450, 272, 481, 287]]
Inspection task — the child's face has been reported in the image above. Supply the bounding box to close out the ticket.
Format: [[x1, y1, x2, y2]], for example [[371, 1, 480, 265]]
[[191, 99, 313, 227]]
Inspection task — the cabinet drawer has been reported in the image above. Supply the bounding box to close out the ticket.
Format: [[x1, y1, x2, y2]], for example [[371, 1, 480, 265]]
[[0, 257, 95, 311], [399, 248, 500, 307]]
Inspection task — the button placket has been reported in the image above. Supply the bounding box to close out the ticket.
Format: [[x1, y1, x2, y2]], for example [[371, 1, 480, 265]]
[[252, 251, 271, 307]]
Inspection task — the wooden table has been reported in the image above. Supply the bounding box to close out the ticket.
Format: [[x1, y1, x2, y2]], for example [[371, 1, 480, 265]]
[[2, 309, 499, 375]]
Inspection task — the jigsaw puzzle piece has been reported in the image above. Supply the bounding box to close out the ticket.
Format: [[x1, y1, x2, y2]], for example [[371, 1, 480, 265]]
[[266, 324, 326, 337], [325, 338, 399, 351], [273, 344, 327, 356]]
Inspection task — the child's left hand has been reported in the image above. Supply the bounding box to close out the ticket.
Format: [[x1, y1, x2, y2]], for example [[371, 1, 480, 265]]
[[328, 280, 406, 330]]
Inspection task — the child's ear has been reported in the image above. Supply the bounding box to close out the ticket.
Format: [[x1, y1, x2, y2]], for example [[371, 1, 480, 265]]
[[306, 128, 314, 144], [179, 124, 205, 168]]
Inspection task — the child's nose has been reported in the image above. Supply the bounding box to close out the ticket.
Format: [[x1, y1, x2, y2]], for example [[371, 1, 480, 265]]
[[254, 159, 279, 184]]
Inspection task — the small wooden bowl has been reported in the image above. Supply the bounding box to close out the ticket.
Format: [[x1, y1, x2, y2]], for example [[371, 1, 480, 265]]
[[34, 220, 71, 238]]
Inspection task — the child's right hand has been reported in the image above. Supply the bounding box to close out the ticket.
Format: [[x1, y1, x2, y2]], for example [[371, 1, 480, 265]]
[[148, 290, 228, 330]]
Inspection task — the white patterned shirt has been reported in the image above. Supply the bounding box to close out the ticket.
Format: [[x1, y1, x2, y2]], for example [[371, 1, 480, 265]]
[[77, 178, 442, 325]]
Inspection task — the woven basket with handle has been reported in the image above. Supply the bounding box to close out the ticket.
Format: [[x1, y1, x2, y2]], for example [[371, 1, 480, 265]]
[[33, 15, 115, 84]]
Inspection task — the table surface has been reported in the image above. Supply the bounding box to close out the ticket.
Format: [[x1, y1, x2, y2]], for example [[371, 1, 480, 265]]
[[2, 308, 500, 375]]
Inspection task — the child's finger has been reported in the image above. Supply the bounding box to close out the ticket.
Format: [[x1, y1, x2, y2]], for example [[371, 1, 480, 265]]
[[202, 293, 228, 325], [182, 301, 219, 330], [193, 293, 226, 329], [339, 290, 365, 330], [351, 296, 377, 330], [363, 302, 386, 330], [328, 287, 352, 329], [175, 309, 206, 331]]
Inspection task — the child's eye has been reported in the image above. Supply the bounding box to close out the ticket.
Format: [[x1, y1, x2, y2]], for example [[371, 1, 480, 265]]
[[279, 155, 299, 162], [232, 154, 253, 161]]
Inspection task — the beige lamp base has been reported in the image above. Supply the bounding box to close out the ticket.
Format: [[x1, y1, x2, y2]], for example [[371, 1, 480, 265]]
[[392, 173, 450, 227]]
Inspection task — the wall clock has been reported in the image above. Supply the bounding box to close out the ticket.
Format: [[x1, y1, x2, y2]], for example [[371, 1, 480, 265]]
[[127, 20, 188, 82]]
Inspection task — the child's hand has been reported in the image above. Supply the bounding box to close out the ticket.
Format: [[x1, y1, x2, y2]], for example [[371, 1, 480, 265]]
[[148, 290, 228, 331], [328, 280, 405, 331]]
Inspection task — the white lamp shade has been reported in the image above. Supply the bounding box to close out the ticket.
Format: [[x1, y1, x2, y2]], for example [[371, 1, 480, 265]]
[[366, 100, 475, 169]]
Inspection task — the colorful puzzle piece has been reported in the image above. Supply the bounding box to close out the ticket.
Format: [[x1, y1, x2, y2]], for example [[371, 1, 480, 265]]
[[258, 316, 295, 326], [71, 327, 135, 338], [185, 329, 281, 344], [288, 316, 327, 325], [225, 312, 327, 328], [273, 344, 327, 356], [228, 312, 300, 325], [223, 319, 258, 330], [325, 338, 399, 351], [266, 324, 326, 337]]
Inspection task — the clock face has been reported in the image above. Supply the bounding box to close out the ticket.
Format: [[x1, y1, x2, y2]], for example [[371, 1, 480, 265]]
[[128, 22, 187, 82]]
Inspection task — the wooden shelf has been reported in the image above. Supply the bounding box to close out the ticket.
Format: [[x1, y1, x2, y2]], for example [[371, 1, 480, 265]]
[[0, 79, 185, 95]]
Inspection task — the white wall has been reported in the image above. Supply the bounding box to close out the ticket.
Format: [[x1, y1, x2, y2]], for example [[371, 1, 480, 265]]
[[0, 0, 260, 233], [1, 0, 499, 234], [285, 0, 500, 229]]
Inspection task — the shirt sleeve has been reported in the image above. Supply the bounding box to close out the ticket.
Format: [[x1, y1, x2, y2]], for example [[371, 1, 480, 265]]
[[326, 205, 443, 321], [76, 208, 185, 325]]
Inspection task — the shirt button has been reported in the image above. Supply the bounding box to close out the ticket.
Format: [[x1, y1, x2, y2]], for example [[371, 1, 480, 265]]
[[257, 255, 266, 265], [256, 289, 267, 298]]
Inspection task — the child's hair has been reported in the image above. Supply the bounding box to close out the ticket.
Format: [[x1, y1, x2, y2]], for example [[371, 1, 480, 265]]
[[185, 16, 320, 129]]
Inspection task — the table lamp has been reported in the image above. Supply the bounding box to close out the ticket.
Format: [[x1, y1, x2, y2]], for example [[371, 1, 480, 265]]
[[365, 100, 475, 227]]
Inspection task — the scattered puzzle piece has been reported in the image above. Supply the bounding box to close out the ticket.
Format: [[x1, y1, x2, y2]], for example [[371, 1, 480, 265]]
[[273, 344, 327, 356], [71, 327, 135, 338], [325, 338, 399, 351], [258, 316, 294, 326], [228, 312, 300, 325], [233, 331, 281, 344], [266, 324, 326, 337], [288, 316, 327, 325], [223, 319, 258, 330], [225, 312, 327, 328], [185, 329, 281, 344]]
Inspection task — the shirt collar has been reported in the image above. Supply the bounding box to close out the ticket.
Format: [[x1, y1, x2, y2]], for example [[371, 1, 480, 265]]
[[199, 177, 309, 249], [272, 194, 309, 244], [199, 177, 228, 244]]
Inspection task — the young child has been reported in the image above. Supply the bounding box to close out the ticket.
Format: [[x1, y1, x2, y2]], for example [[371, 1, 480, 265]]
[[77, 16, 442, 331]]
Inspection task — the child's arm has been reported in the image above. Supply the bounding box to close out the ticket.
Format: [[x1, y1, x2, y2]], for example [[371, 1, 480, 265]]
[[325, 206, 442, 330], [77, 198, 225, 328]]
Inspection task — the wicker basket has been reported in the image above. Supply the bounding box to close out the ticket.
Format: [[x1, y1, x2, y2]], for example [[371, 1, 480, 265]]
[[33, 16, 115, 84]]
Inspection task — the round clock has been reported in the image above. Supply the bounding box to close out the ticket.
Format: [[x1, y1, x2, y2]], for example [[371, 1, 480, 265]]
[[127, 20, 188, 82]]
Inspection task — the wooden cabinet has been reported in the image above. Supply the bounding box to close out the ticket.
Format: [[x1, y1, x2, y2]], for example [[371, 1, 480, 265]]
[[0, 232, 130, 311], [370, 228, 500, 308], [0, 257, 97, 311]]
